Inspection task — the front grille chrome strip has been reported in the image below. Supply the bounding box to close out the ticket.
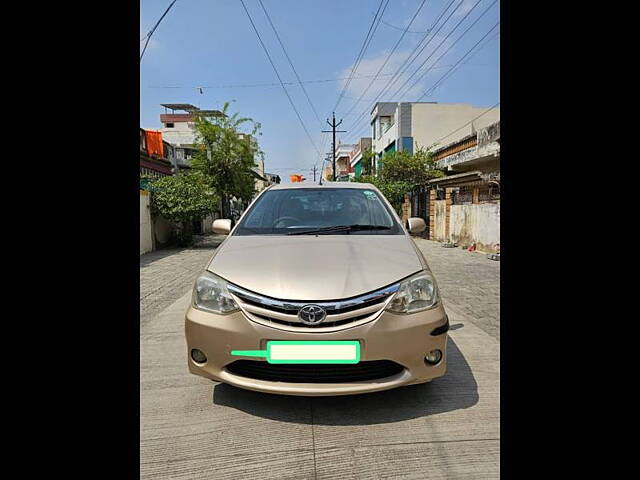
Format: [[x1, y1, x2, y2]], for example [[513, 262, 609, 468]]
[[227, 282, 401, 331], [226, 282, 400, 313]]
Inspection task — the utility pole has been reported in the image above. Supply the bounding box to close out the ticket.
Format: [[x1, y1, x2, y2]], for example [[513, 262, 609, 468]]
[[322, 112, 346, 181], [312, 165, 317, 182]]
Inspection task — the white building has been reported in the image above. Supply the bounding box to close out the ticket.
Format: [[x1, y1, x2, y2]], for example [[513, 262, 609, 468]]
[[323, 142, 356, 181], [157, 104, 226, 167], [370, 102, 500, 161], [349, 137, 373, 179], [158, 103, 201, 146]]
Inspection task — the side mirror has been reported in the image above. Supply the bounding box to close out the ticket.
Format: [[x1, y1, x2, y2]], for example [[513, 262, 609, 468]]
[[212, 219, 232, 235], [406, 217, 426, 234]]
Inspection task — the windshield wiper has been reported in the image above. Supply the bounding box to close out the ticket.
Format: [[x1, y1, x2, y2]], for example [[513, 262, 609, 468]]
[[287, 224, 392, 235]]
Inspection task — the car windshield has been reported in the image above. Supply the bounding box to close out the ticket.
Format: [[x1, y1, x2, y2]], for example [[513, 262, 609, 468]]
[[234, 188, 402, 235]]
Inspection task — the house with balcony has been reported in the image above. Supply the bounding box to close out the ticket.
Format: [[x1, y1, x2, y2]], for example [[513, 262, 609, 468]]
[[408, 121, 501, 252], [322, 142, 355, 181], [370, 102, 500, 164], [349, 137, 372, 179], [140, 128, 173, 180], [158, 103, 224, 167]]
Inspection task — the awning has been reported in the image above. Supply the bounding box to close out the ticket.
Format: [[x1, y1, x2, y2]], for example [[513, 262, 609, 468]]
[[427, 171, 484, 187]]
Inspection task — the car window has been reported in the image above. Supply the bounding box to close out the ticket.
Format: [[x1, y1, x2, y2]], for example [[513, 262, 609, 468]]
[[235, 188, 402, 235]]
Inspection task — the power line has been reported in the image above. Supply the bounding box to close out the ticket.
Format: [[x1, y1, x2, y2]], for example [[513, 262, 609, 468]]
[[376, 0, 459, 99], [333, 0, 388, 113], [346, 28, 499, 143], [257, 0, 323, 125], [140, 0, 178, 62], [239, 0, 320, 155], [147, 72, 400, 90], [393, 0, 497, 101], [341, 0, 429, 120], [415, 23, 500, 101], [431, 102, 500, 146], [346, 0, 498, 141], [348, 0, 479, 135], [387, 0, 485, 100], [380, 18, 430, 34], [343, 0, 462, 135], [422, 30, 500, 98]]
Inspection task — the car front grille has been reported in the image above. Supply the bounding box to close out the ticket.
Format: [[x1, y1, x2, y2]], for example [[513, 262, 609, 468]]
[[225, 360, 405, 383], [227, 282, 401, 332]]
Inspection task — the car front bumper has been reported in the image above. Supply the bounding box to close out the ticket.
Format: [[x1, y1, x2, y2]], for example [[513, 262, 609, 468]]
[[185, 302, 448, 396]]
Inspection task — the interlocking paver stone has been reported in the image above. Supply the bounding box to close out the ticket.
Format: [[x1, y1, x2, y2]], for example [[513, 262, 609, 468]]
[[139, 234, 226, 325], [413, 238, 500, 340]]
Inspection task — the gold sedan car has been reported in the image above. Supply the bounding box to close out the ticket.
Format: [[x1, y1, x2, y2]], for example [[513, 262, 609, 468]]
[[185, 182, 449, 396]]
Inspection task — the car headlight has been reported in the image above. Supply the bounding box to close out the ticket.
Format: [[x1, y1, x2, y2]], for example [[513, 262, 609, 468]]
[[192, 271, 239, 314], [386, 270, 438, 314]]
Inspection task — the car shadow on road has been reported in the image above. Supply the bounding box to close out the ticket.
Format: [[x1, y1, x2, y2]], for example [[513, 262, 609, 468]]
[[212, 336, 478, 425]]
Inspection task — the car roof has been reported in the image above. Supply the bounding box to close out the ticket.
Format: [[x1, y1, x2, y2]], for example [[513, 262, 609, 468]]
[[268, 182, 375, 190]]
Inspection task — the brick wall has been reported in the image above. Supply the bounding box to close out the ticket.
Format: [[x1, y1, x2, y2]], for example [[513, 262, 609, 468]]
[[445, 188, 453, 240], [429, 189, 436, 238]]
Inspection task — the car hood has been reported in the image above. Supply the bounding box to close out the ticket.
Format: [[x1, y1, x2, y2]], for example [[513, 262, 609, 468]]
[[208, 234, 424, 301]]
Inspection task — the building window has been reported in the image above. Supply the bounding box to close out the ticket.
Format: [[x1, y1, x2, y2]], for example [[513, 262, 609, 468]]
[[165, 123, 174, 128]]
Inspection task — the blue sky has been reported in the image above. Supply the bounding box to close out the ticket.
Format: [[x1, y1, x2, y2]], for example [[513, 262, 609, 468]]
[[140, 0, 500, 182]]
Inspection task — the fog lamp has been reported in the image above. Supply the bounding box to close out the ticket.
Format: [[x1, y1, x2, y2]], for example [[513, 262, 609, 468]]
[[425, 349, 442, 365], [191, 349, 207, 364]]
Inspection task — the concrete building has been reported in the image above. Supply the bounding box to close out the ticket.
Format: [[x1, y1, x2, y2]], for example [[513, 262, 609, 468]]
[[159, 104, 221, 144], [158, 104, 224, 167], [140, 128, 173, 179], [323, 142, 356, 181], [264, 173, 281, 185], [252, 157, 268, 193], [349, 137, 373, 179], [370, 102, 500, 160], [433, 121, 500, 175], [407, 121, 501, 253]]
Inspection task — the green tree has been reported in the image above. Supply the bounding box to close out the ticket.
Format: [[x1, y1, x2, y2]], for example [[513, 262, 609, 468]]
[[190, 102, 262, 217], [378, 147, 444, 184], [353, 145, 444, 214], [360, 147, 377, 176], [150, 172, 219, 246], [354, 175, 412, 214]]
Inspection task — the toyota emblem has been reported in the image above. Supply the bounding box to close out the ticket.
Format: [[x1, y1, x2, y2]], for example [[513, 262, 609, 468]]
[[298, 305, 327, 325]]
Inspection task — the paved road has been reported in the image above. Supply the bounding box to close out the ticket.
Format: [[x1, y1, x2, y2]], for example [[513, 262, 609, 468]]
[[140, 236, 500, 479], [413, 238, 500, 340], [140, 235, 226, 325]]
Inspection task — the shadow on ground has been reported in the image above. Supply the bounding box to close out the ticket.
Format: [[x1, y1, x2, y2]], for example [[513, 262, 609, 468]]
[[139, 235, 224, 268], [212, 337, 478, 426], [140, 247, 184, 268]]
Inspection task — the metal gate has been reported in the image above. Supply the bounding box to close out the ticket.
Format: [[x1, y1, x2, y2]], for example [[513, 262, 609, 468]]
[[410, 186, 430, 239]]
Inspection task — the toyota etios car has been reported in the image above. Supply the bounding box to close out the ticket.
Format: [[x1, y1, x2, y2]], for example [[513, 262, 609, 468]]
[[185, 182, 449, 396]]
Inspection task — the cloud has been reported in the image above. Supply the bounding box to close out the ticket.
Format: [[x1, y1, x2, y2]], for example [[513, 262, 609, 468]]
[[453, 0, 481, 18], [337, 31, 457, 111]]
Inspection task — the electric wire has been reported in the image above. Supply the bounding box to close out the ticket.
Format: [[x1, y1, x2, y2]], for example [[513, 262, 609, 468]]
[[341, 0, 429, 120], [346, 0, 497, 142], [342, 0, 462, 135], [392, 0, 498, 101], [239, 0, 320, 155], [257, 0, 323, 125], [140, 0, 178, 62], [332, 0, 388, 113]]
